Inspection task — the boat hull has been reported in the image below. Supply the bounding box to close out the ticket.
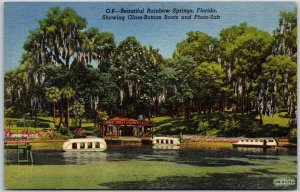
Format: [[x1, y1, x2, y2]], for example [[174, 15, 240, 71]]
[[152, 137, 180, 149], [232, 143, 275, 148], [63, 148, 107, 152], [152, 145, 180, 150], [62, 138, 107, 152]]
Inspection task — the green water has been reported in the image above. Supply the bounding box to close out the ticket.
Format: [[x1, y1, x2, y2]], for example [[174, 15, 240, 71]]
[[4, 146, 297, 190]]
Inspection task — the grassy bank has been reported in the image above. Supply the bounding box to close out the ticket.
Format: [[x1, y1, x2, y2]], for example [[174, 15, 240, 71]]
[[182, 141, 232, 149], [4, 111, 295, 150], [152, 112, 293, 138], [4, 116, 95, 134]]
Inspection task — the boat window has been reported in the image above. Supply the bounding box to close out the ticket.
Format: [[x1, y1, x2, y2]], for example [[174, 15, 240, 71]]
[[72, 143, 77, 149], [95, 142, 100, 148], [260, 140, 263, 142], [250, 140, 253, 142], [166, 140, 169, 144], [241, 140, 244, 142], [80, 143, 85, 149], [246, 140, 249, 142], [269, 140, 273, 142], [88, 142, 92, 148], [170, 140, 174, 144], [156, 140, 159, 144], [255, 140, 258, 142]]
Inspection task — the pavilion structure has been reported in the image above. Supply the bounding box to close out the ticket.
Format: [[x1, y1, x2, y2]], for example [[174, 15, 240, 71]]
[[100, 117, 155, 138]]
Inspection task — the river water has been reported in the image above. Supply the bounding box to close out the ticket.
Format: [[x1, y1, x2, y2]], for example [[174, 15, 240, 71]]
[[5, 145, 297, 190]]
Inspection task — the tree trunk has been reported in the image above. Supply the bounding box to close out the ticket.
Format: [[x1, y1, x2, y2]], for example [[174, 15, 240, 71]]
[[57, 106, 63, 130], [185, 98, 192, 121], [208, 104, 212, 116], [198, 101, 202, 115], [219, 99, 224, 114], [259, 113, 263, 126], [241, 95, 244, 116], [53, 102, 56, 126], [154, 99, 159, 117], [241, 80, 245, 116], [148, 109, 151, 121], [67, 99, 70, 134]]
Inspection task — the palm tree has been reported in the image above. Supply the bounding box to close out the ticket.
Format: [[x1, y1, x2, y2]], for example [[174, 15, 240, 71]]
[[45, 87, 61, 127], [61, 86, 75, 134]]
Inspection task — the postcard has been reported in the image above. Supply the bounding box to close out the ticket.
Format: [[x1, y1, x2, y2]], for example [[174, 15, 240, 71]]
[[3, 1, 297, 190]]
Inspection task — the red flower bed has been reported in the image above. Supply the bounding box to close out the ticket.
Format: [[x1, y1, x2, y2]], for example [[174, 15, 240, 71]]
[[4, 129, 12, 137]]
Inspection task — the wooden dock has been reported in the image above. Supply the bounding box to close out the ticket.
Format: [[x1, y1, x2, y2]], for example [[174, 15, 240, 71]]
[[5, 143, 34, 164], [4, 140, 66, 164]]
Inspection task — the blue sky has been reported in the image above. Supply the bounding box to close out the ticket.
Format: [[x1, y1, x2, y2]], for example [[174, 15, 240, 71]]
[[4, 2, 296, 72]]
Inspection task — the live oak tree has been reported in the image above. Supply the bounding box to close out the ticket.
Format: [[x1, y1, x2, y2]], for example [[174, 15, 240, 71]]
[[258, 55, 296, 118], [173, 31, 219, 64], [20, 6, 118, 127], [193, 61, 229, 115], [272, 9, 297, 60], [270, 9, 297, 118], [223, 26, 272, 115], [113, 36, 165, 119], [4, 6, 297, 138], [23, 7, 88, 68], [166, 56, 197, 120]]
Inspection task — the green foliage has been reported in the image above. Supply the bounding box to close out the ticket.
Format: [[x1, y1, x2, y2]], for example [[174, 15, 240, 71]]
[[231, 27, 272, 77], [197, 120, 209, 136], [166, 56, 196, 104], [193, 61, 230, 108], [40, 131, 70, 140], [4, 107, 14, 116], [288, 128, 297, 143], [72, 99, 85, 128], [97, 111, 109, 122], [4, 6, 297, 139], [174, 31, 218, 63], [60, 86, 75, 100], [45, 87, 60, 103]]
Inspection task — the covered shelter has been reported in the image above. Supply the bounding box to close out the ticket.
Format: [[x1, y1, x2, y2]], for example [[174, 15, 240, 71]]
[[100, 117, 155, 138]]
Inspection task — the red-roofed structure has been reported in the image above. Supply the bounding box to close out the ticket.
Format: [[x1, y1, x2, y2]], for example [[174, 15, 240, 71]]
[[100, 117, 155, 138]]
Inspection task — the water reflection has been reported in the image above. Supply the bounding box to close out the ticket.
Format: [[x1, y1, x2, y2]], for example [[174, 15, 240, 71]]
[[5, 145, 296, 166], [63, 151, 107, 164]]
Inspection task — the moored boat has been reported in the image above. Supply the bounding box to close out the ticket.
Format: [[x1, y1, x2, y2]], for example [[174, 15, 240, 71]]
[[62, 138, 107, 152], [152, 137, 180, 148], [232, 138, 277, 148]]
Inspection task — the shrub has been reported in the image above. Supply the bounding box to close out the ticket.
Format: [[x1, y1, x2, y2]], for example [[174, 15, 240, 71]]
[[97, 111, 109, 122], [288, 128, 297, 143], [206, 129, 219, 137], [197, 120, 209, 136], [74, 128, 86, 138], [40, 131, 70, 140]]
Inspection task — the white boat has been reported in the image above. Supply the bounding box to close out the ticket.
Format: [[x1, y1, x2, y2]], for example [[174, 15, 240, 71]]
[[152, 145, 180, 150], [152, 137, 180, 148], [232, 138, 277, 148], [62, 138, 107, 152]]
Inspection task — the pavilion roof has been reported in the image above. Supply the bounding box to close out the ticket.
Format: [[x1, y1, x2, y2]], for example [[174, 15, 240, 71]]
[[102, 117, 155, 126]]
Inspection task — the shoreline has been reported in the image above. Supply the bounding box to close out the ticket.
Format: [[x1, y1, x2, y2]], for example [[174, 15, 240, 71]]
[[26, 140, 295, 150]]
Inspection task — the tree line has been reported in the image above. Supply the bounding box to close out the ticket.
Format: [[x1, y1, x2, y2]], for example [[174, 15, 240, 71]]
[[4, 6, 297, 131]]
